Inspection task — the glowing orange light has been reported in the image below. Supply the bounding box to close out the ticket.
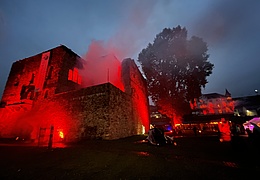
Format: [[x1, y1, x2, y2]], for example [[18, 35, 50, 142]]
[[59, 131, 64, 139]]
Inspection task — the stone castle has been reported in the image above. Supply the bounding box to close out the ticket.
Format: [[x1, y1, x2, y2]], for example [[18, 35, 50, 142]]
[[0, 45, 149, 143]]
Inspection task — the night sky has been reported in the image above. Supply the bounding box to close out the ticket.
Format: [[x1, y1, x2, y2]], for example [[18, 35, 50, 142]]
[[1, 0, 260, 99]]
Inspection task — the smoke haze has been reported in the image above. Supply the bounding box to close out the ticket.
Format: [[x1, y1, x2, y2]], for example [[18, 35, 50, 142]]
[[189, 0, 260, 96], [80, 40, 124, 90], [79, 0, 157, 90], [1, 0, 260, 98]]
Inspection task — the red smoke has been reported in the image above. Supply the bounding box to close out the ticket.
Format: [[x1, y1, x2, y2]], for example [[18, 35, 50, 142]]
[[79, 40, 124, 91], [79, 1, 156, 92]]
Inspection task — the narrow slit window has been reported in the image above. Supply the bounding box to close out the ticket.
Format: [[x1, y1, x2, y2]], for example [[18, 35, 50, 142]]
[[68, 69, 73, 80]]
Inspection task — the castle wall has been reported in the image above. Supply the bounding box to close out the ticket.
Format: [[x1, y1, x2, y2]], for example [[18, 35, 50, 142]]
[[0, 45, 149, 143], [45, 83, 134, 141], [1, 45, 82, 105], [122, 58, 150, 134], [0, 83, 135, 141]]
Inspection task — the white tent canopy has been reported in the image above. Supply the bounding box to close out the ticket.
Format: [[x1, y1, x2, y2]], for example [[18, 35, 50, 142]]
[[243, 117, 260, 131]]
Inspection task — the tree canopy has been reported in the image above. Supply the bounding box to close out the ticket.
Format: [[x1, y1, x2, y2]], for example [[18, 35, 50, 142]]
[[138, 25, 214, 125]]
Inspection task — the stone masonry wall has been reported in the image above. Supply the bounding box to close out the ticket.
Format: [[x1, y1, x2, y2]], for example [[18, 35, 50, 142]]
[[121, 58, 150, 134], [0, 45, 148, 142], [1, 45, 82, 105], [32, 83, 133, 141], [107, 84, 133, 139], [1, 53, 41, 104]]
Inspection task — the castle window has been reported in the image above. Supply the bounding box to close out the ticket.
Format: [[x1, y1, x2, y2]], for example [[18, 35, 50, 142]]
[[20, 85, 27, 99], [68, 68, 81, 85], [29, 73, 35, 84], [20, 85, 35, 100], [73, 68, 78, 82]]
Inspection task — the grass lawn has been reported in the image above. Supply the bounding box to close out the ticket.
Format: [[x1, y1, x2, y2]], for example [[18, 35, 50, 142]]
[[0, 135, 259, 180]]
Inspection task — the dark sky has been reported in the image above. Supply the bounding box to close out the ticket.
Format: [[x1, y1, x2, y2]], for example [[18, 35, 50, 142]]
[[1, 0, 260, 98]]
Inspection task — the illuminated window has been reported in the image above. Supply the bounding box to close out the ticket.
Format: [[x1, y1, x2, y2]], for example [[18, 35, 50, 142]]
[[68, 68, 81, 85], [73, 68, 78, 82]]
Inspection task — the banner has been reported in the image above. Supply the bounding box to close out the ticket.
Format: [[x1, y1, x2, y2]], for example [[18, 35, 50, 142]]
[[35, 51, 50, 91]]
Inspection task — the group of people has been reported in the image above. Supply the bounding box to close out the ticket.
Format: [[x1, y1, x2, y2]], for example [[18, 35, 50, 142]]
[[146, 125, 174, 146], [247, 123, 260, 149]]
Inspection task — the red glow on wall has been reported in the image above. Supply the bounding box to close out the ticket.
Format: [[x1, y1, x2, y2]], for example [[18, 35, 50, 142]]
[[0, 97, 80, 144], [59, 131, 64, 139], [132, 84, 149, 133], [68, 69, 73, 80], [77, 76, 82, 85], [73, 69, 77, 82], [0, 45, 148, 142], [113, 64, 124, 91]]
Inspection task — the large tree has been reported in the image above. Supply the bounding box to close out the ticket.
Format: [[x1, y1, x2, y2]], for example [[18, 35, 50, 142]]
[[138, 26, 214, 125]]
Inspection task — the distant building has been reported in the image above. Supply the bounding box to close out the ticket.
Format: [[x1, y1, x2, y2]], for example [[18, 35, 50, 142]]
[[183, 89, 235, 124], [150, 89, 259, 126], [0, 45, 150, 143], [190, 89, 234, 115], [233, 95, 260, 117]]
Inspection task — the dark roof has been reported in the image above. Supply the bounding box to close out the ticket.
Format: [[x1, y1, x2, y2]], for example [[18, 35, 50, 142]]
[[57, 44, 82, 58], [202, 93, 225, 99], [17, 44, 82, 63], [225, 89, 231, 97], [202, 89, 232, 99]]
